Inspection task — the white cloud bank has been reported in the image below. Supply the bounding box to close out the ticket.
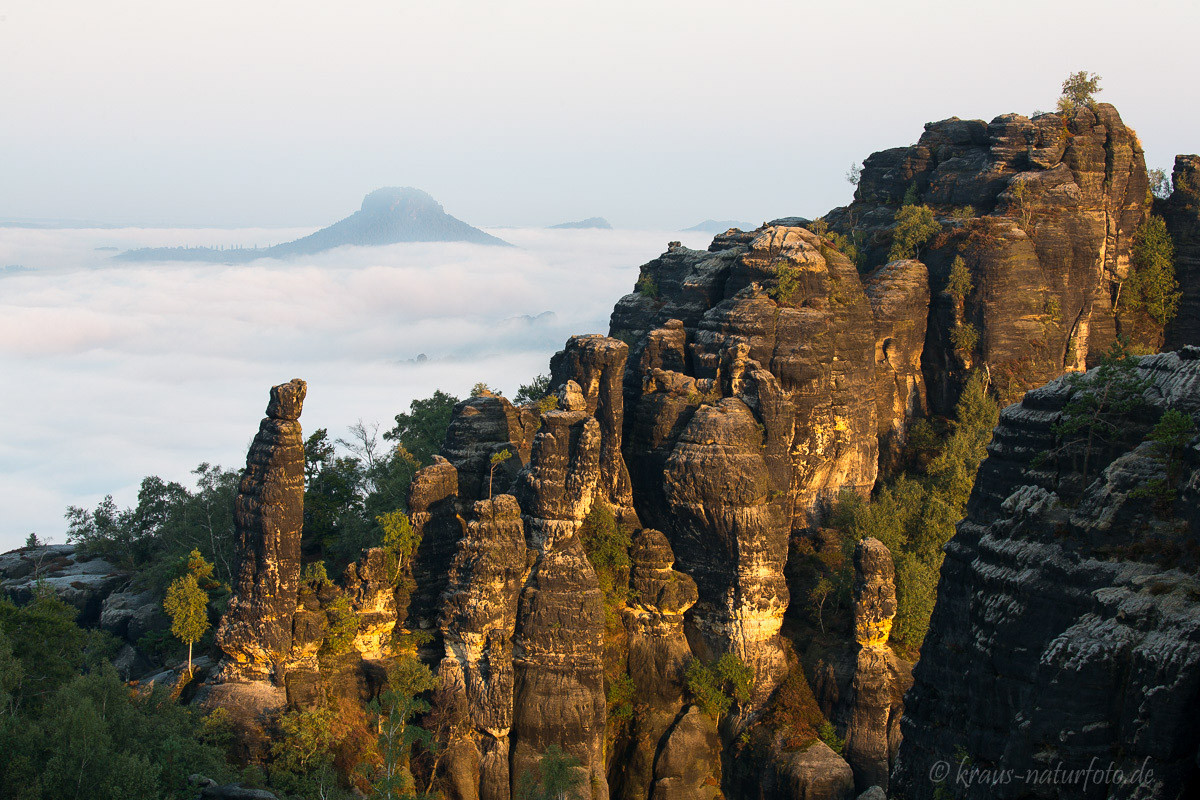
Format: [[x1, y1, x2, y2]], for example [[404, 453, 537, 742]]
[[0, 225, 713, 551]]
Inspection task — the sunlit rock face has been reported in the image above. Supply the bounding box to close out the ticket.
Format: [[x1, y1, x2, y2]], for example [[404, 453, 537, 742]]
[[608, 225, 878, 701], [437, 494, 527, 800], [827, 104, 1151, 410], [864, 259, 929, 474], [893, 349, 1200, 799], [215, 378, 307, 682]]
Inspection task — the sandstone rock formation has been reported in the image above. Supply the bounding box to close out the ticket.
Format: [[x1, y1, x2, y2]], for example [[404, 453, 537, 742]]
[[438, 495, 527, 800], [813, 538, 911, 794], [215, 378, 307, 682], [828, 103, 1150, 410], [609, 226, 878, 704], [1163, 155, 1200, 350], [0, 544, 125, 625], [864, 260, 929, 474], [617, 530, 700, 799], [893, 348, 1200, 798]]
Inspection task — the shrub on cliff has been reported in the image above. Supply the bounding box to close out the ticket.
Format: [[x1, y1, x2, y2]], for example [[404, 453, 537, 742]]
[[888, 205, 939, 261], [686, 653, 754, 720], [1121, 215, 1181, 327], [1057, 70, 1102, 116]]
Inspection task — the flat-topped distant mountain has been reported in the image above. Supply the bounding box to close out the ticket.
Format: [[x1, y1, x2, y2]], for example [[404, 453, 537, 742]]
[[681, 218, 751, 233], [548, 217, 612, 229], [118, 187, 508, 261]]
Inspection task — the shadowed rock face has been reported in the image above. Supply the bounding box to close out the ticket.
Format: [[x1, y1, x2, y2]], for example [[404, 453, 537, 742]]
[[616, 530, 700, 800], [828, 103, 1150, 410], [216, 379, 307, 682], [1163, 155, 1200, 350], [893, 349, 1200, 799]]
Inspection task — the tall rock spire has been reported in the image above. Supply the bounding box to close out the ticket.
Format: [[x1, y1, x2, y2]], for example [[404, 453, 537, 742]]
[[215, 378, 307, 682]]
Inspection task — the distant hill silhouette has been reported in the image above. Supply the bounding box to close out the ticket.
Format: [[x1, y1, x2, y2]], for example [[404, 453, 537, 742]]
[[681, 219, 751, 233], [548, 217, 612, 230], [118, 187, 507, 262]]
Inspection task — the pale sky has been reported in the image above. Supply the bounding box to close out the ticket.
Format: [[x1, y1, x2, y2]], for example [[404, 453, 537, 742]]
[[2, 0, 1197, 228]]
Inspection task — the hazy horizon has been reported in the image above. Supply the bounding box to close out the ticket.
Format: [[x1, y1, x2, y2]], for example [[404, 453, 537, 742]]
[[2, 1, 1197, 230], [0, 225, 712, 551]]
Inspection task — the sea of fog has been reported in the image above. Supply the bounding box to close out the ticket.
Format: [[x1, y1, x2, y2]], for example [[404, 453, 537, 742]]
[[0, 225, 713, 551]]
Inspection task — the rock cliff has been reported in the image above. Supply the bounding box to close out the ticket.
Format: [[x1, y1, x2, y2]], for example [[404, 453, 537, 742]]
[[893, 348, 1200, 798], [827, 103, 1150, 410], [1163, 155, 1200, 350]]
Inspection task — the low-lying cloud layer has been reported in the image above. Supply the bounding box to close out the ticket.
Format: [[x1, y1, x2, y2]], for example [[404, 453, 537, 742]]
[[0, 225, 712, 550]]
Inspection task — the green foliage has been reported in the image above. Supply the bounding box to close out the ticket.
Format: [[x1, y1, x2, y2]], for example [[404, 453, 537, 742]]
[[488, 448, 515, 500], [273, 704, 341, 775], [818, 720, 845, 755], [835, 373, 998, 649], [384, 390, 460, 467], [378, 509, 421, 583], [164, 573, 209, 673], [1042, 340, 1150, 483], [606, 673, 636, 725], [471, 381, 499, 397], [302, 560, 333, 588], [902, 182, 920, 207], [320, 595, 360, 657], [946, 256, 972, 298], [636, 274, 660, 299], [514, 373, 552, 405], [537, 394, 560, 414], [0, 603, 229, 800], [1134, 409, 1199, 504], [1122, 215, 1180, 326], [950, 322, 979, 354], [364, 656, 439, 800], [685, 652, 754, 720], [769, 259, 803, 303], [579, 503, 631, 578], [951, 206, 976, 220], [1149, 167, 1172, 200], [515, 745, 586, 800], [66, 464, 239, 590], [1057, 70, 1102, 115], [845, 163, 862, 186], [888, 204, 939, 261], [24, 533, 41, 548]]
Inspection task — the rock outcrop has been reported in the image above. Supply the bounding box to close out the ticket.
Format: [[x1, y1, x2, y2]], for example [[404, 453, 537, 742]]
[[893, 348, 1200, 798], [617, 530, 700, 799], [609, 226, 878, 703], [215, 379, 307, 682], [510, 386, 608, 798], [814, 539, 911, 794], [864, 260, 929, 473], [1163, 155, 1200, 350], [438, 495, 527, 800], [828, 103, 1150, 410], [0, 544, 125, 625]]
